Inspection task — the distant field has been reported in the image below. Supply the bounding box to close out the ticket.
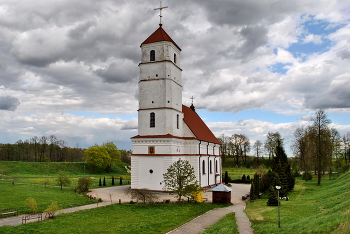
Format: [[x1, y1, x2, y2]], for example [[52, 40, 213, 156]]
[[222, 166, 258, 180], [0, 203, 229, 234], [245, 171, 350, 234]]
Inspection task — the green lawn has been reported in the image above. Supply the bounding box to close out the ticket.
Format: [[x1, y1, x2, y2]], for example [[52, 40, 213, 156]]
[[202, 212, 239, 234], [0, 181, 97, 214], [0, 203, 228, 234], [245, 171, 350, 234]]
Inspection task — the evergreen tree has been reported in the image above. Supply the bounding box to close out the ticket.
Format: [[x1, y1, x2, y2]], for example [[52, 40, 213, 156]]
[[271, 139, 295, 197], [99, 178, 102, 186], [103, 177, 106, 186], [224, 171, 229, 184], [111, 176, 115, 185], [267, 173, 281, 206], [120, 177, 123, 185]]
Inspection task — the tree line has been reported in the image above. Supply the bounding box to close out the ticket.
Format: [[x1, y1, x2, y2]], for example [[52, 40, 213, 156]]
[[0, 135, 131, 164], [218, 132, 284, 167]]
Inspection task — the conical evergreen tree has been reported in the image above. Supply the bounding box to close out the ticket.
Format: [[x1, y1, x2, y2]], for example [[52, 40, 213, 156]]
[[267, 173, 281, 206], [224, 171, 229, 184], [119, 177, 123, 185], [99, 178, 102, 186], [112, 176, 115, 185], [103, 177, 106, 186]]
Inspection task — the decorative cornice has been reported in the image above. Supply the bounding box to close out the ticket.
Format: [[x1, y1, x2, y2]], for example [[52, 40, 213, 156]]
[[139, 60, 182, 71]]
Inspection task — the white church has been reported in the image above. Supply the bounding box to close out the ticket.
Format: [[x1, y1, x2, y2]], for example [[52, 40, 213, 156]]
[[131, 19, 222, 191]]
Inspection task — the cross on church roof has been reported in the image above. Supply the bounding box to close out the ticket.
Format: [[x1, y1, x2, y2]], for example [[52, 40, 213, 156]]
[[190, 96, 195, 104], [154, 1, 168, 27]]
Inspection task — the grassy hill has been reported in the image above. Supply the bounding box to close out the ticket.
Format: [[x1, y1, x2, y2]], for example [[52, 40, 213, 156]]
[[0, 161, 128, 177], [246, 171, 350, 234]]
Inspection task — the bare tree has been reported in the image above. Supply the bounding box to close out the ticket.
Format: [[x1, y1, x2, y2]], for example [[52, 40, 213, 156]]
[[264, 132, 283, 159], [253, 140, 264, 162], [312, 109, 331, 186]]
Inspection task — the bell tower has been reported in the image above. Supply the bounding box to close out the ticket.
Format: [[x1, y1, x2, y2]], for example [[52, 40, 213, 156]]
[[138, 26, 183, 137]]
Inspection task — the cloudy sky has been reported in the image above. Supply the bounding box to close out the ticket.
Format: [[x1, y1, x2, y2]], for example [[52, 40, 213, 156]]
[[1, 0, 350, 156]]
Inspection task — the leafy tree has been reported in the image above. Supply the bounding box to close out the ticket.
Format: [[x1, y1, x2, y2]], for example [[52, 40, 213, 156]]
[[75, 177, 92, 193], [163, 159, 198, 201], [103, 142, 121, 172], [83, 145, 110, 174], [56, 172, 71, 190]]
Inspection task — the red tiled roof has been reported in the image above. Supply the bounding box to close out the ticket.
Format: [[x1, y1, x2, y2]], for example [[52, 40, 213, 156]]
[[182, 105, 221, 144], [141, 26, 181, 51]]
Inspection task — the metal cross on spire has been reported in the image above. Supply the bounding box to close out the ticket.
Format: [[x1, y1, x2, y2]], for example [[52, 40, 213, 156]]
[[154, 1, 168, 27], [190, 96, 195, 104]]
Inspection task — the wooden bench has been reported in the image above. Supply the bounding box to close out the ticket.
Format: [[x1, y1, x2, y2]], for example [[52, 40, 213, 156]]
[[22, 213, 43, 224], [0, 208, 18, 218], [242, 193, 250, 200]]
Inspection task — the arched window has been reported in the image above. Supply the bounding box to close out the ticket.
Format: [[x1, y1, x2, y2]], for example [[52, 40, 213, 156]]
[[202, 160, 206, 174], [176, 114, 179, 129], [150, 112, 155, 127], [174, 53, 176, 64], [210, 160, 212, 174], [150, 50, 155, 61]]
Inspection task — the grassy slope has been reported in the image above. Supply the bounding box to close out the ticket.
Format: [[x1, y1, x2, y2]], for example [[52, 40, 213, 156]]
[[0, 203, 228, 234], [246, 171, 350, 234], [0, 161, 128, 177]]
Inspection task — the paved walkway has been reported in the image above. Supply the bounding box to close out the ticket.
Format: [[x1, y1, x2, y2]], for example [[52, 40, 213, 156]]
[[0, 184, 254, 234]]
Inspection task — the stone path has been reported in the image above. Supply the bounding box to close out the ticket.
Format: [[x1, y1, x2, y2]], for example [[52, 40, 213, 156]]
[[0, 184, 254, 234]]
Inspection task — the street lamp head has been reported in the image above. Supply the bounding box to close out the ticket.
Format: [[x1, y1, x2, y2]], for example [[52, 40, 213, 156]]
[[276, 186, 281, 190]]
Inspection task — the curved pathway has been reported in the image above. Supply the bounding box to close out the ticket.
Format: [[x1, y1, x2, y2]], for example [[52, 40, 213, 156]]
[[0, 184, 254, 234]]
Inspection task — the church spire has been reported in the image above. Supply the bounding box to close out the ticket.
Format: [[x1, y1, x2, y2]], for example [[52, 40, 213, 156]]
[[190, 96, 195, 112], [154, 1, 168, 27]]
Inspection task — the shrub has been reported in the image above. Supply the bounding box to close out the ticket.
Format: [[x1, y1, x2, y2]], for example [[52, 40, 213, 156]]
[[44, 202, 61, 219], [25, 197, 38, 214], [75, 177, 92, 193], [125, 188, 159, 204], [302, 172, 313, 181]]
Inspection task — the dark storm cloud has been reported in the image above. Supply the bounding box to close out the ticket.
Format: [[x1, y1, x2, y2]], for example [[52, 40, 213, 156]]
[[192, 0, 297, 27], [0, 96, 20, 111], [95, 61, 138, 83], [236, 26, 269, 59]]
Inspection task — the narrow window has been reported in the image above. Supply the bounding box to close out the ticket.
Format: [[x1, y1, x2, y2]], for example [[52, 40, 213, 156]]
[[150, 112, 155, 127], [210, 160, 212, 174], [215, 160, 218, 173], [174, 53, 176, 64], [176, 114, 179, 129], [202, 160, 206, 174], [150, 50, 155, 61]]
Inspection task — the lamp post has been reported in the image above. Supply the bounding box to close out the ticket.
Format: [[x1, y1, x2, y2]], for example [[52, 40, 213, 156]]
[[276, 186, 281, 228]]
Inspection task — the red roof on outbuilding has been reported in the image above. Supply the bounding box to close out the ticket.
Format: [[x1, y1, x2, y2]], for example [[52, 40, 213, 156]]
[[141, 26, 181, 51], [182, 105, 221, 144]]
